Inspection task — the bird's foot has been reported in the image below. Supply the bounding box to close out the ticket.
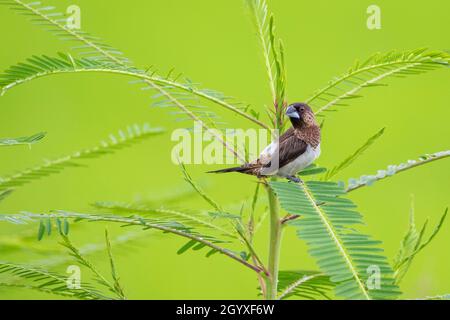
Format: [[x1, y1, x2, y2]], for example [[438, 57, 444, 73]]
[[286, 175, 303, 184]]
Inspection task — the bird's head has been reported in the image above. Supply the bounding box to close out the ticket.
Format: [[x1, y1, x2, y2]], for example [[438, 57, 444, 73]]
[[285, 103, 316, 128]]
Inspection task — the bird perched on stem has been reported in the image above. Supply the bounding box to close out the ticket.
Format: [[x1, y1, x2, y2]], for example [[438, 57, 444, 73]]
[[209, 103, 321, 183]]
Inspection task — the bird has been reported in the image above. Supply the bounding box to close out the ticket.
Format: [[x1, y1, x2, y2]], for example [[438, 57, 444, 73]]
[[208, 102, 321, 183]]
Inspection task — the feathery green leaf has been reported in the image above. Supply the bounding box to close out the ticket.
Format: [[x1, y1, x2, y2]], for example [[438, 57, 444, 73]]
[[298, 164, 328, 177], [0, 124, 164, 192], [307, 49, 450, 115], [0, 132, 46, 147], [324, 128, 385, 180], [393, 198, 421, 283], [59, 234, 126, 299], [0, 189, 13, 203], [246, 0, 287, 128], [1, 0, 263, 160], [0, 53, 267, 130], [394, 207, 447, 283], [0, 282, 75, 298], [0, 0, 130, 64], [345, 151, 450, 192], [27, 231, 146, 269], [277, 270, 335, 300], [270, 181, 401, 300], [92, 200, 238, 240], [179, 163, 223, 212], [0, 211, 261, 274], [0, 261, 109, 300], [246, 0, 276, 101]]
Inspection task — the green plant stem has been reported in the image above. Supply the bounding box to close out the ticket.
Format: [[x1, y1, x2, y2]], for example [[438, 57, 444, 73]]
[[265, 182, 283, 300]]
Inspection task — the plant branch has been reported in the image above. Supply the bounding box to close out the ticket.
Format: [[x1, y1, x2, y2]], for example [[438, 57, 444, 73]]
[[235, 227, 267, 275], [265, 181, 283, 300], [1, 63, 269, 130], [94, 201, 237, 239], [346, 151, 450, 193], [1, 0, 256, 157], [60, 235, 125, 299], [1, 211, 263, 275], [147, 81, 245, 162]]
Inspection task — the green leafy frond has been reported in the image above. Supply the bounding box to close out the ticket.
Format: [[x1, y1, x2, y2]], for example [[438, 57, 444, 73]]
[[0, 261, 109, 300], [0, 217, 69, 254], [0, 132, 46, 147], [141, 72, 268, 130], [0, 282, 73, 298], [1, 0, 265, 160], [246, 0, 276, 100], [222, 184, 268, 240], [92, 201, 238, 240], [248, 183, 260, 239], [12, 231, 144, 270], [0, 55, 248, 161], [298, 164, 328, 177], [394, 207, 447, 283], [277, 270, 335, 300], [269, 18, 287, 129], [0, 189, 13, 203], [150, 181, 259, 262], [246, 0, 287, 128], [179, 163, 223, 212], [0, 0, 130, 64], [60, 234, 125, 299], [324, 128, 385, 180], [270, 181, 401, 300], [307, 48, 450, 115], [0, 53, 267, 130], [0, 123, 164, 192], [176, 163, 260, 258], [0, 211, 262, 274], [0, 53, 131, 96], [0, 224, 129, 269], [393, 198, 421, 284], [345, 150, 450, 192], [104, 229, 125, 299]]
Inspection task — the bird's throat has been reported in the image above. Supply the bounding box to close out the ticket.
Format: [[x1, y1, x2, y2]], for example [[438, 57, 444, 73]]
[[289, 117, 302, 129]]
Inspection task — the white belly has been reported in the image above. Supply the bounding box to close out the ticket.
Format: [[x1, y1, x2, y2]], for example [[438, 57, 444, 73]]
[[277, 144, 321, 177]]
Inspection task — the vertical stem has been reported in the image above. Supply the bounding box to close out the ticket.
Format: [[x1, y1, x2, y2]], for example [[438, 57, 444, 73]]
[[265, 183, 283, 300]]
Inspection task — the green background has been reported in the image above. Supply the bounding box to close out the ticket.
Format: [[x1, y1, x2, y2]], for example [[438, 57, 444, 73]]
[[0, 0, 449, 299]]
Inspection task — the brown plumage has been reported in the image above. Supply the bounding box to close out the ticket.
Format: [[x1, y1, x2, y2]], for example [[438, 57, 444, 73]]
[[209, 103, 321, 182]]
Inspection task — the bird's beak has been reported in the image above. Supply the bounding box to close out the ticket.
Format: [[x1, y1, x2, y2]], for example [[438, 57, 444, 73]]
[[286, 105, 300, 119]]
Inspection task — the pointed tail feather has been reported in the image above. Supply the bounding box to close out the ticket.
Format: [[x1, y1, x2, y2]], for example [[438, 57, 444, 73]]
[[207, 166, 248, 174]]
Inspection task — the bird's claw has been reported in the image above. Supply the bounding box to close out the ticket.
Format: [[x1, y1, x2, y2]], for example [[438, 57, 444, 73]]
[[286, 176, 303, 184]]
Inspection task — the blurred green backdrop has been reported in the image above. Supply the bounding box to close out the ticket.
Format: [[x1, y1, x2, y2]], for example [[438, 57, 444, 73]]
[[0, 0, 449, 299]]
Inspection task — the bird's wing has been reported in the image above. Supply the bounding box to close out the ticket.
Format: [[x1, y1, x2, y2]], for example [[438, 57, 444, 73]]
[[258, 131, 308, 170], [279, 127, 295, 143], [277, 134, 308, 168]]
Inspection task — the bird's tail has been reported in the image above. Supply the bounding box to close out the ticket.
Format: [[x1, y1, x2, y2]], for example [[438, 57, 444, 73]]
[[207, 166, 249, 174]]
